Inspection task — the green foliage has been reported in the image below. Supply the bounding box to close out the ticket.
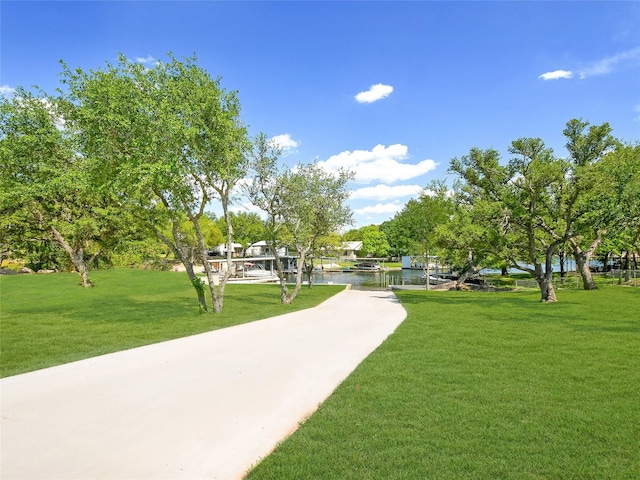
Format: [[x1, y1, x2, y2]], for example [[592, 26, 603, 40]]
[[359, 225, 390, 258], [381, 180, 454, 256], [247, 287, 640, 479], [109, 237, 170, 268], [160, 216, 225, 260], [281, 162, 354, 249], [446, 120, 621, 301], [433, 193, 503, 274], [342, 228, 363, 241], [248, 137, 353, 302], [0, 88, 109, 285], [214, 211, 266, 248], [593, 142, 640, 257], [60, 53, 250, 310]]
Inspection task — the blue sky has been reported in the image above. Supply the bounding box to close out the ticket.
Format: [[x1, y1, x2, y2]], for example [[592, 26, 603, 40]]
[[2, 1, 639, 228]]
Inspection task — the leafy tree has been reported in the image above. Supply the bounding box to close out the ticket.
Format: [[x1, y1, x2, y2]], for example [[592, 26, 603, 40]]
[[214, 211, 266, 251], [561, 119, 616, 289], [312, 232, 344, 260], [248, 134, 353, 302], [449, 119, 627, 301], [342, 228, 363, 241], [594, 142, 640, 282], [359, 225, 390, 258], [247, 134, 292, 301], [0, 89, 105, 286], [280, 162, 353, 292], [161, 216, 225, 264], [61, 53, 249, 312], [382, 180, 454, 257], [450, 142, 567, 302], [434, 188, 505, 288]]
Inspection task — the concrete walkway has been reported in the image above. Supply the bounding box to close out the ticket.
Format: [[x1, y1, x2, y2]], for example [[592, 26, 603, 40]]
[[1, 289, 406, 479]]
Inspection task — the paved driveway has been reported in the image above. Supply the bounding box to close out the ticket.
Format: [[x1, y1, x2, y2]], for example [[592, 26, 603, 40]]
[[1, 288, 406, 479]]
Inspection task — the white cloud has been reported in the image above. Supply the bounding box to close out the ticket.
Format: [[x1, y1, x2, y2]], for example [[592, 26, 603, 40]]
[[350, 184, 423, 200], [538, 70, 574, 80], [354, 202, 403, 216], [135, 55, 158, 65], [355, 83, 394, 103], [229, 201, 267, 218], [539, 47, 640, 81], [579, 47, 640, 79], [270, 133, 299, 154], [318, 144, 437, 184], [0, 84, 16, 96]]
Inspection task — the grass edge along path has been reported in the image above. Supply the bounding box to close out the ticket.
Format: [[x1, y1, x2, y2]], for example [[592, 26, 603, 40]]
[[0, 269, 344, 378], [247, 287, 640, 480]]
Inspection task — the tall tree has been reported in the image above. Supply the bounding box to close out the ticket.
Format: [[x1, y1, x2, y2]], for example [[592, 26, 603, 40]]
[[561, 119, 616, 290], [359, 225, 391, 258], [449, 119, 626, 301], [594, 142, 640, 282], [246, 134, 292, 302], [248, 134, 353, 302], [382, 180, 454, 257], [0, 89, 104, 286], [61, 54, 249, 312], [434, 187, 506, 288], [450, 142, 567, 302], [282, 162, 353, 291]]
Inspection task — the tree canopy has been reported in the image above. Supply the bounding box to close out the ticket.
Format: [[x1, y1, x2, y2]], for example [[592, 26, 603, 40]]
[[60, 53, 250, 312], [2, 52, 638, 308], [0, 89, 110, 286], [248, 134, 353, 302]]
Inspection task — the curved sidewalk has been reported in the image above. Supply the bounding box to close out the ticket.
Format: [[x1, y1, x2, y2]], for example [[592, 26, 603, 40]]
[[1, 288, 406, 480]]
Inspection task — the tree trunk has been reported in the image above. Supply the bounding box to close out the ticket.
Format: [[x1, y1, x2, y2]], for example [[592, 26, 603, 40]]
[[195, 221, 222, 313], [282, 248, 307, 304], [156, 227, 208, 312], [268, 245, 290, 304], [537, 275, 557, 303], [574, 248, 597, 290], [455, 249, 479, 289], [623, 251, 631, 283], [183, 259, 207, 312], [304, 260, 315, 289], [516, 245, 558, 303], [192, 205, 228, 314], [569, 234, 602, 290], [50, 226, 93, 287], [537, 251, 558, 302]]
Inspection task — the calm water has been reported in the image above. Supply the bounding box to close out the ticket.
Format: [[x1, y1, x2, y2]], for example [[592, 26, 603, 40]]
[[285, 269, 427, 289]]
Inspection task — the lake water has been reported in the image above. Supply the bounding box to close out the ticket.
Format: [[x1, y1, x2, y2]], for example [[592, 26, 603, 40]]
[[285, 269, 427, 289]]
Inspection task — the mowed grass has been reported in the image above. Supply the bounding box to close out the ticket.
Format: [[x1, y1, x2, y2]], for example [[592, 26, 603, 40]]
[[247, 287, 640, 479], [0, 269, 344, 377]]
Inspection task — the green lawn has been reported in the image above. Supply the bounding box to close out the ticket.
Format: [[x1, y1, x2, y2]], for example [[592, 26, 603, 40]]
[[247, 287, 640, 479], [0, 269, 344, 377]]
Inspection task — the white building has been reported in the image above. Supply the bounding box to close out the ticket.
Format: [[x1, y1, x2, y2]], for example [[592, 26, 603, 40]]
[[246, 241, 289, 258], [207, 243, 243, 257], [341, 241, 363, 260]]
